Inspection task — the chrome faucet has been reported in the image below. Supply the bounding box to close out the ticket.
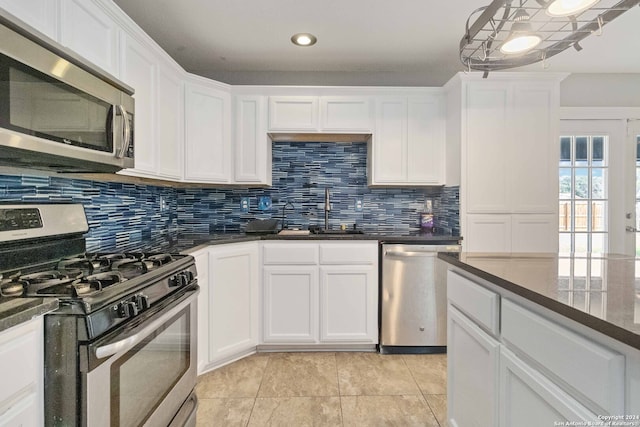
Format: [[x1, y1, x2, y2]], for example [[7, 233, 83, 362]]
[[324, 188, 331, 230]]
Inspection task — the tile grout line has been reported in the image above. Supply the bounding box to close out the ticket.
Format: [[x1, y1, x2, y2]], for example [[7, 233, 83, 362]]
[[245, 353, 271, 427], [333, 353, 346, 427], [400, 354, 442, 426]]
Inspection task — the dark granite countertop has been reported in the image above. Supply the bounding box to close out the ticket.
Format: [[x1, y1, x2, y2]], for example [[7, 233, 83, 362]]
[[174, 231, 461, 253], [439, 252, 640, 351], [0, 297, 59, 333]]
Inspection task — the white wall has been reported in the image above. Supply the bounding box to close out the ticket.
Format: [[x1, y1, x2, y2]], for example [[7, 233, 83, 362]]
[[560, 73, 640, 107]]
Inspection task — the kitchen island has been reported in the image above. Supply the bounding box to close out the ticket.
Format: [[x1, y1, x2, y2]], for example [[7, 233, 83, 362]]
[[439, 252, 640, 426]]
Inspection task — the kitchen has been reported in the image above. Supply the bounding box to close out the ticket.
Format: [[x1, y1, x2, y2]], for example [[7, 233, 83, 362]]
[[0, 0, 639, 426]]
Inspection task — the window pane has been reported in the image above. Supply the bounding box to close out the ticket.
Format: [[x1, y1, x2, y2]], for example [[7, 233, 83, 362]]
[[591, 201, 606, 231], [574, 168, 589, 199], [559, 168, 572, 199], [591, 168, 605, 199], [591, 233, 606, 254], [575, 201, 588, 231], [574, 233, 589, 254], [560, 137, 571, 162], [559, 233, 572, 254], [592, 136, 604, 162], [559, 201, 571, 231], [575, 137, 588, 162]]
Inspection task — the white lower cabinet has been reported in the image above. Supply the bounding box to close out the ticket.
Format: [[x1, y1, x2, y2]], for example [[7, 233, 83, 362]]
[[447, 305, 499, 427], [319, 266, 377, 343], [262, 266, 318, 343], [499, 347, 598, 427], [0, 317, 43, 426], [261, 241, 379, 347], [192, 247, 210, 374]]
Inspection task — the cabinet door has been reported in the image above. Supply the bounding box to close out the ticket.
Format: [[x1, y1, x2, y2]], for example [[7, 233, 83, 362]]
[[0, 317, 43, 427], [371, 98, 407, 183], [209, 243, 259, 364], [464, 214, 511, 252], [465, 83, 511, 213], [234, 95, 271, 184], [191, 248, 209, 374], [156, 64, 183, 179], [510, 82, 559, 214], [407, 96, 445, 184], [319, 266, 378, 343], [59, 0, 118, 75], [511, 214, 558, 253], [119, 31, 157, 175], [499, 348, 598, 426], [184, 82, 231, 182], [262, 266, 318, 343], [447, 305, 499, 427], [268, 96, 318, 131], [319, 97, 372, 132], [0, 0, 58, 40]]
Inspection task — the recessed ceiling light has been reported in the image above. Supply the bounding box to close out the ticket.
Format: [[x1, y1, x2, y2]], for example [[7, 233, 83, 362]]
[[291, 33, 317, 47]]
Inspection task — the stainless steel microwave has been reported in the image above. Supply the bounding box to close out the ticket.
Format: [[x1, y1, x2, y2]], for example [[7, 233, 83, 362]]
[[0, 11, 134, 173]]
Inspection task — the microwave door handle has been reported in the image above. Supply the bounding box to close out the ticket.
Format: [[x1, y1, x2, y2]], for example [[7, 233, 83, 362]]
[[115, 104, 131, 159]]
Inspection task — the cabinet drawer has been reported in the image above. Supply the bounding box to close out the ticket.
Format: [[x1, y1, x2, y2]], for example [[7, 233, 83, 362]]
[[263, 243, 318, 265], [501, 299, 624, 414], [319, 243, 378, 265], [447, 270, 499, 335]]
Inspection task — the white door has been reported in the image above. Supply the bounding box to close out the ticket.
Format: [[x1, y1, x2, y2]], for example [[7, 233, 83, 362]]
[[558, 120, 628, 255], [629, 120, 640, 256]]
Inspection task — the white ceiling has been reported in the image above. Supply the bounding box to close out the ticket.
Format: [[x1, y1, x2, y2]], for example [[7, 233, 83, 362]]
[[112, 0, 640, 87]]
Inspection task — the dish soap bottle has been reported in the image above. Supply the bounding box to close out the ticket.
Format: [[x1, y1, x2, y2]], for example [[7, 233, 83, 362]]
[[420, 199, 434, 233]]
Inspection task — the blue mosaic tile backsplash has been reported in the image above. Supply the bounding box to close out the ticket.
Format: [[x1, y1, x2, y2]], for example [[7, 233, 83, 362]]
[[0, 141, 459, 251]]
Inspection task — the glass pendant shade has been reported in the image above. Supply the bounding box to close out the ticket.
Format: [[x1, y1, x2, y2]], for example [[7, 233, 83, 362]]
[[546, 0, 600, 17]]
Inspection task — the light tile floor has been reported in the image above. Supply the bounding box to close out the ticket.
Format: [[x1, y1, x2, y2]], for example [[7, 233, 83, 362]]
[[195, 352, 447, 427]]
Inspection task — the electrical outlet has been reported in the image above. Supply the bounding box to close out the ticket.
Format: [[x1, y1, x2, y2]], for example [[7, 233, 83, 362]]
[[159, 196, 167, 212], [240, 197, 249, 212], [355, 199, 363, 212]]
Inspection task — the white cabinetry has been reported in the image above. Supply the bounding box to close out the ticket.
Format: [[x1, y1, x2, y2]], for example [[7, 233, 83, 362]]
[[156, 63, 184, 179], [0, 0, 58, 40], [369, 95, 445, 186], [261, 241, 378, 347], [59, 0, 118, 76], [119, 31, 157, 175], [0, 317, 44, 426], [446, 73, 563, 252], [447, 268, 630, 424], [192, 248, 210, 374], [184, 79, 232, 183], [234, 95, 271, 185], [268, 96, 372, 132], [208, 242, 259, 366]]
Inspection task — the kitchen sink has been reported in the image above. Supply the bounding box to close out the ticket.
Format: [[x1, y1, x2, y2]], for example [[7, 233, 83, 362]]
[[311, 228, 364, 235]]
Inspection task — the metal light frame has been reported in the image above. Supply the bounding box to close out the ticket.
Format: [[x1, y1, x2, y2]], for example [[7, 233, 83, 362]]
[[460, 0, 640, 74]]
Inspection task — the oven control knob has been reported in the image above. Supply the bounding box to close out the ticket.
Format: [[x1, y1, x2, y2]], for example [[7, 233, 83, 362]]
[[117, 301, 138, 318], [169, 274, 180, 288], [136, 294, 150, 310]]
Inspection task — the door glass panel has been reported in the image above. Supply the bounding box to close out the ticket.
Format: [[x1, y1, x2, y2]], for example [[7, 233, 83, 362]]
[[111, 309, 191, 426], [558, 135, 609, 254]]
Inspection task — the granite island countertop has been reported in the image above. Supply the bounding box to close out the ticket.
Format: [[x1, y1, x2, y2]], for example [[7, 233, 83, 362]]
[[439, 252, 640, 351], [0, 297, 58, 333]]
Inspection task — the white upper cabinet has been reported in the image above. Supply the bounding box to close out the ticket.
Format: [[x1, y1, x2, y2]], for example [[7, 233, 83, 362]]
[[59, 0, 118, 76], [119, 31, 157, 176], [156, 62, 184, 180], [319, 97, 372, 132], [269, 96, 318, 131], [234, 95, 271, 185], [268, 96, 373, 133], [184, 79, 232, 183], [0, 0, 58, 40], [369, 95, 445, 186]]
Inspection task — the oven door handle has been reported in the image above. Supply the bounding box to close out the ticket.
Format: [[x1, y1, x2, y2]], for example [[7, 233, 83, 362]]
[[95, 289, 197, 359]]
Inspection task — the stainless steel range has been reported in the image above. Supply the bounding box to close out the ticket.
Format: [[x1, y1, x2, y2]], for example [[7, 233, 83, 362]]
[[0, 203, 199, 427]]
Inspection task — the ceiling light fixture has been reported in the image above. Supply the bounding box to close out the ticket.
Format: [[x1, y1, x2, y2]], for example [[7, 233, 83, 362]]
[[460, 0, 639, 75], [291, 33, 317, 47], [546, 0, 601, 17], [499, 6, 542, 54]]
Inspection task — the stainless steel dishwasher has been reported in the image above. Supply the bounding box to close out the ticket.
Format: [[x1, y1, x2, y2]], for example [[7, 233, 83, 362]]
[[380, 243, 461, 354]]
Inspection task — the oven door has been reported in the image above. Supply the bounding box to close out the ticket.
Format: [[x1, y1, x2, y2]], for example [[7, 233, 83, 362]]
[[84, 288, 198, 427]]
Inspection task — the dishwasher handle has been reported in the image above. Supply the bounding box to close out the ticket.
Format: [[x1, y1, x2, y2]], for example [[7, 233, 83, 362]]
[[384, 245, 461, 257]]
